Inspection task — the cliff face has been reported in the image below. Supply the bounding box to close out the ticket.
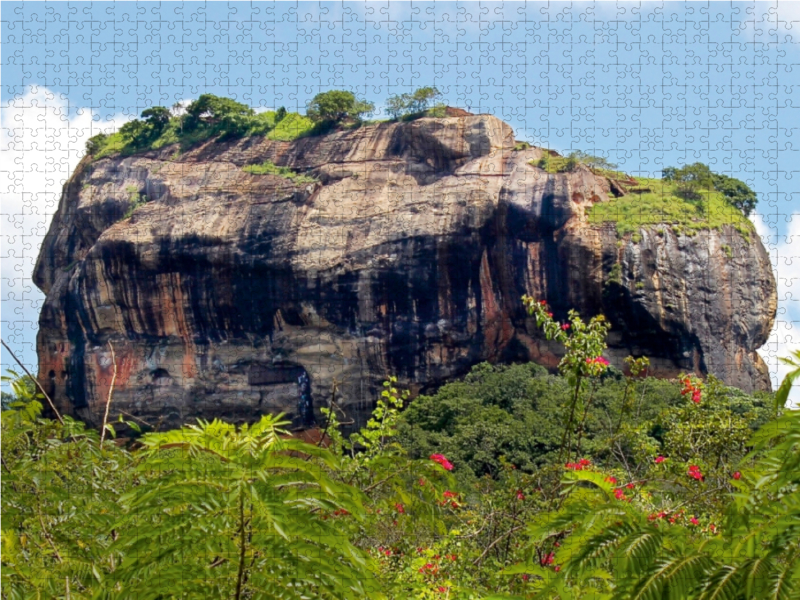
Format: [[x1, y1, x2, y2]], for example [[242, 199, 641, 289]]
[[33, 115, 777, 429]]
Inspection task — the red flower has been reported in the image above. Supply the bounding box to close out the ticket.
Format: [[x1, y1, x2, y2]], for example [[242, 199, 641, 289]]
[[539, 300, 548, 306], [516, 490, 525, 500], [605, 476, 618, 484], [547, 312, 554, 317], [561, 323, 570, 330], [395, 503, 405, 514], [522, 574, 530, 582], [614, 489, 627, 501], [541, 552, 555, 566], [688, 465, 704, 480], [626, 482, 635, 490], [418, 478, 426, 486], [437, 586, 448, 594], [579, 458, 591, 466], [655, 455, 666, 464], [419, 563, 437, 574], [554, 565, 561, 572], [443, 490, 458, 499], [449, 554, 457, 561], [733, 471, 741, 480], [430, 454, 454, 471], [690, 516, 699, 526]]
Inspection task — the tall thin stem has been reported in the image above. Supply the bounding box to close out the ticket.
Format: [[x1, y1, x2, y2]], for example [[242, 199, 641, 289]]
[[100, 341, 117, 445], [559, 374, 583, 463], [234, 488, 247, 600]]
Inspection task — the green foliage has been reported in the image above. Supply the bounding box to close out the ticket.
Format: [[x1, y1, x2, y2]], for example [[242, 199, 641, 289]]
[[110, 415, 376, 599], [242, 160, 318, 184], [662, 163, 758, 217], [0, 370, 41, 411], [587, 176, 755, 240], [88, 96, 316, 161], [1, 392, 378, 599], [711, 172, 758, 217], [266, 111, 316, 140], [85, 132, 109, 156], [536, 150, 616, 174], [663, 162, 715, 200], [183, 94, 254, 132], [307, 90, 375, 123], [385, 87, 443, 120], [121, 185, 148, 219]]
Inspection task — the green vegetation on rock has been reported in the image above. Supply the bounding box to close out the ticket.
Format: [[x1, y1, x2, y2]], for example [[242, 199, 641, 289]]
[[588, 175, 755, 239], [241, 160, 317, 184], [85, 95, 319, 161]]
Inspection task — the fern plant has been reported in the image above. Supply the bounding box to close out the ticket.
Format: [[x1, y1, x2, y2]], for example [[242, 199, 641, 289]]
[[103, 414, 379, 599]]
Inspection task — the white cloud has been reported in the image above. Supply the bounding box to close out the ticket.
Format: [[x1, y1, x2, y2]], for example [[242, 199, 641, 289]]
[[1, 86, 129, 352], [738, 1, 800, 43], [752, 211, 800, 406]]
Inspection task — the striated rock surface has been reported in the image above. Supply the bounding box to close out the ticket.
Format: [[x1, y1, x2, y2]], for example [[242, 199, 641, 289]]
[[34, 115, 777, 430]]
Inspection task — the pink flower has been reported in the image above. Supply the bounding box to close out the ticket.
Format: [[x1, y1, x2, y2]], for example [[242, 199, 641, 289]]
[[688, 465, 704, 481], [614, 489, 627, 501], [690, 516, 699, 526], [655, 455, 666, 464], [561, 323, 570, 330], [430, 454, 454, 471], [554, 565, 561, 572], [547, 312, 553, 318], [516, 490, 525, 500]]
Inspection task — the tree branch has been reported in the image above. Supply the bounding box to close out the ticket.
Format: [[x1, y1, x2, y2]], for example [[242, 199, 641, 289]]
[[1, 337, 64, 425]]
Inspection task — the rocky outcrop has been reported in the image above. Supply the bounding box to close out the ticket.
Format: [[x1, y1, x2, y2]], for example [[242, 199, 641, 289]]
[[34, 115, 777, 430]]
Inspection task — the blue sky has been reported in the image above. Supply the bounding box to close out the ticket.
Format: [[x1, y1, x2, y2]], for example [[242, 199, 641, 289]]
[[2, 1, 799, 400]]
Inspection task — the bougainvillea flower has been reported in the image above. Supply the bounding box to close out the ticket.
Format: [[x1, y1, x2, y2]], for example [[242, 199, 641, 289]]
[[688, 465, 703, 480], [430, 454, 454, 471]]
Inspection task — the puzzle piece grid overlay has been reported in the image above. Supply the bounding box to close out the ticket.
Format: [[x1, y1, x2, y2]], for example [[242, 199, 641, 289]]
[[2, 4, 800, 415]]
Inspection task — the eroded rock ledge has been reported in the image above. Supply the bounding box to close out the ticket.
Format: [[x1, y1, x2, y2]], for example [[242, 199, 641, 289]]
[[34, 114, 777, 429]]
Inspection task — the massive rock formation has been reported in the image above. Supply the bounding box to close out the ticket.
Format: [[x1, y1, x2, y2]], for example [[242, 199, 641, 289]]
[[34, 114, 777, 430]]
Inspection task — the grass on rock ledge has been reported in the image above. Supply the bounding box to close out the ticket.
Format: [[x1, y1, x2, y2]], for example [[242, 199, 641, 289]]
[[588, 177, 754, 240]]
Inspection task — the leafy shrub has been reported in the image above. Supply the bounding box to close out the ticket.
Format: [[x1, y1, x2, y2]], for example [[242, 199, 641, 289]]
[[663, 162, 758, 216], [306, 90, 375, 123], [242, 160, 317, 184], [385, 87, 443, 120]]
